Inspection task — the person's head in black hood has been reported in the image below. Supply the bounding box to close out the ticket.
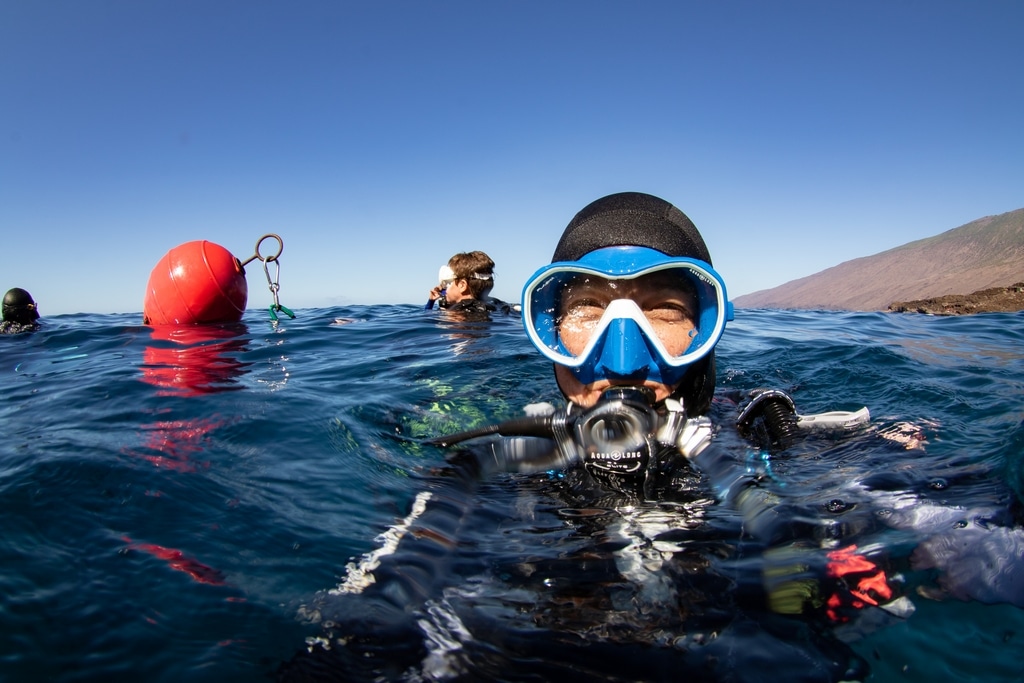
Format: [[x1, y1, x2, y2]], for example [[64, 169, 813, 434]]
[[521, 192, 732, 417], [2, 288, 40, 328]]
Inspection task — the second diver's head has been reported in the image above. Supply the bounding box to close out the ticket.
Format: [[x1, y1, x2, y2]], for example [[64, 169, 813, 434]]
[[2, 288, 40, 325], [445, 251, 495, 304], [522, 192, 733, 415]]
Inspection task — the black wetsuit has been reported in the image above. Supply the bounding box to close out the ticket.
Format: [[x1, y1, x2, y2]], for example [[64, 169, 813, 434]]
[[277, 400, 871, 683], [0, 321, 39, 335]]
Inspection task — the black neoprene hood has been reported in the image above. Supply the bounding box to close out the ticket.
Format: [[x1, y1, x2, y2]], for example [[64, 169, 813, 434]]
[[551, 192, 712, 265], [2, 288, 39, 324]]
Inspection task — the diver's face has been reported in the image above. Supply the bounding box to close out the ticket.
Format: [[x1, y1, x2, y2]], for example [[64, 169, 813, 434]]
[[554, 272, 698, 407]]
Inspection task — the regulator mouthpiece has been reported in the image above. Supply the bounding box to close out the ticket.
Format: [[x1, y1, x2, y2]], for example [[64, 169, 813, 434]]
[[573, 386, 660, 495]]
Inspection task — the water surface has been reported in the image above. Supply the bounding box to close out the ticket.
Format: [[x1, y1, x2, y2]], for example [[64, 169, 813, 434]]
[[1, 306, 1022, 682]]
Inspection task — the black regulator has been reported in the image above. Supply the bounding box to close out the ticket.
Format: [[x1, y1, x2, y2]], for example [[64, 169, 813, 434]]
[[426, 385, 709, 498]]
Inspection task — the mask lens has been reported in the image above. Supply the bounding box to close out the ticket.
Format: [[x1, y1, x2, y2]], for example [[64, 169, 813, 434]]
[[558, 271, 698, 360]]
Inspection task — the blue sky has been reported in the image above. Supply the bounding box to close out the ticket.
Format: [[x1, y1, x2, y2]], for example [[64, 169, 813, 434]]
[[2, 1, 1022, 316]]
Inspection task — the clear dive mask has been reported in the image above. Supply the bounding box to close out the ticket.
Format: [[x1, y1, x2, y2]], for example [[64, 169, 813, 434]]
[[522, 247, 733, 386]]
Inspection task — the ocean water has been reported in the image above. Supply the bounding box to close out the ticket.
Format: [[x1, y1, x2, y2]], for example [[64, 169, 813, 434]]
[[1, 306, 1022, 682]]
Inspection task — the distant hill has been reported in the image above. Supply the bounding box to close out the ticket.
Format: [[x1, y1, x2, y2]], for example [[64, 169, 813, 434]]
[[733, 207, 1024, 311]]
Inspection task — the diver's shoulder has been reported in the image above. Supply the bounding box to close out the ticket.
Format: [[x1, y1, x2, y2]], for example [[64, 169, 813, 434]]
[[0, 321, 40, 335], [484, 297, 520, 315], [446, 297, 520, 316]]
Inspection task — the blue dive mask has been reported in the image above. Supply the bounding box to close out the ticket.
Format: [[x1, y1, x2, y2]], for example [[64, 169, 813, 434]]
[[522, 246, 733, 386]]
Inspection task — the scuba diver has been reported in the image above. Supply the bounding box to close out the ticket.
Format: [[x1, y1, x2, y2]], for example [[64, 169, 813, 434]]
[[279, 193, 891, 682], [426, 251, 515, 316], [1, 288, 41, 334]]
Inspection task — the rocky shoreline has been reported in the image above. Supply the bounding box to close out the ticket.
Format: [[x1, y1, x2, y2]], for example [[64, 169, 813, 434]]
[[888, 282, 1024, 315]]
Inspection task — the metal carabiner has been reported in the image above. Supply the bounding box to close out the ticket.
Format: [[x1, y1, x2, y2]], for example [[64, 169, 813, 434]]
[[263, 258, 295, 321], [240, 233, 295, 321]]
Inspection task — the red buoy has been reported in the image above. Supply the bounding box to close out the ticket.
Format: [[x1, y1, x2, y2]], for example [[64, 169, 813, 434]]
[[143, 240, 248, 325]]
